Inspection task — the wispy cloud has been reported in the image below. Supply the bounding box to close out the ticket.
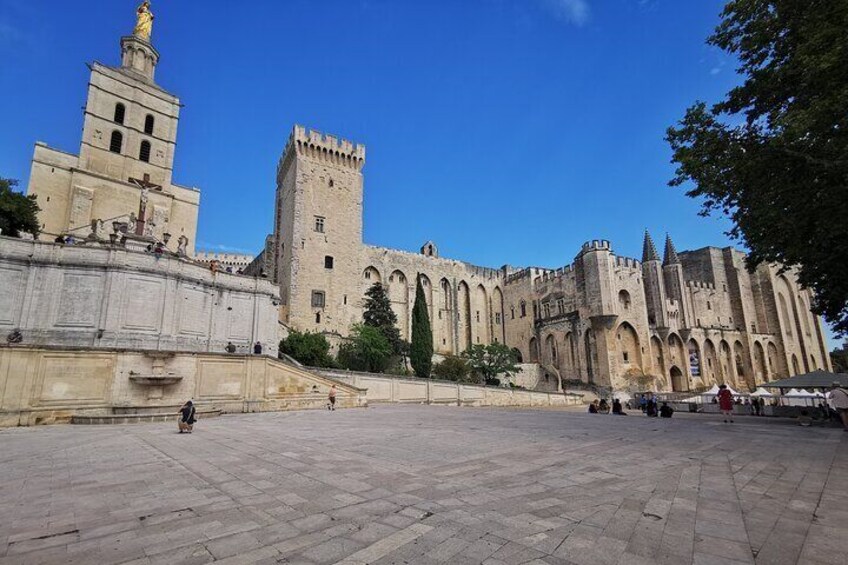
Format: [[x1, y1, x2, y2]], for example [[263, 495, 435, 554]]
[[539, 0, 590, 26], [196, 242, 257, 255]]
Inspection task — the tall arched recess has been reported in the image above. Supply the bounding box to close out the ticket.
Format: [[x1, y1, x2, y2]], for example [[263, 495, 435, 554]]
[[388, 270, 410, 340], [437, 278, 454, 354], [492, 287, 505, 343], [457, 281, 472, 352], [474, 284, 489, 345]]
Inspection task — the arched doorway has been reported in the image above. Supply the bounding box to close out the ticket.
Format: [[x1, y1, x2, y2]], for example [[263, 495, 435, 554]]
[[703, 339, 718, 385], [545, 334, 558, 366], [529, 337, 539, 363], [670, 366, 687, 392], [687, 339, 702, 380], [753, 341, 767, 383], [388, 270, 409, 340]]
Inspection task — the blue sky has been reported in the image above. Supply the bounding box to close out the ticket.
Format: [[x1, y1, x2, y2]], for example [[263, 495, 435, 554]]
[[2, 1, 835, 344]]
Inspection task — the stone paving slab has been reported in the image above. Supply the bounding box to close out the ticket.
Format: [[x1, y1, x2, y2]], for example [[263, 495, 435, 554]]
[[0, 406, 845, 565]]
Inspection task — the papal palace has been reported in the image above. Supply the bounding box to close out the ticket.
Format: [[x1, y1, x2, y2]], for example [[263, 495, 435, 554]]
[[0, 2, 831, 425]]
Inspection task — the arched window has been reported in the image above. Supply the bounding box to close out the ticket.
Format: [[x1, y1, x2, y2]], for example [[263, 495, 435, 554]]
[[144, 114, 154, 134], [114, 103, 126, 124], [139, 140, 151, 162], [109, 131, 123, 154], [618, 290, 631, 311]]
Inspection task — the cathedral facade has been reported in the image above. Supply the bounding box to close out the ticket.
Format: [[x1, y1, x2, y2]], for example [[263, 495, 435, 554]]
[[25, 15, 199, 254], [260, 126, 832, 393]]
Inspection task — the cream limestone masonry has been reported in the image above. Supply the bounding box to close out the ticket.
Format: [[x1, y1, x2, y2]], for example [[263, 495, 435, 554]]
[[0, 347, 366, 427], [262, 126, 830, 396], [0, 237, 279, 355], [27, 27, 199, 254]]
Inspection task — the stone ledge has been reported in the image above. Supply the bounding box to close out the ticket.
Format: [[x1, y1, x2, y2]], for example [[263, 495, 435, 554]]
[[71, 409, 222, 425]]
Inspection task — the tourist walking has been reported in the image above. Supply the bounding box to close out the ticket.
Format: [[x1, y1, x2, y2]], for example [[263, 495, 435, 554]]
[[328, 385, 337, 411], [828, 382, 848, 431], [717, 384, 734, 423], [178, 400, 196, 433]]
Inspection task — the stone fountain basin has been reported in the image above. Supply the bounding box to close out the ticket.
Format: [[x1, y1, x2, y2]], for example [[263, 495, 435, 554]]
[[129, 374, 183, 386]]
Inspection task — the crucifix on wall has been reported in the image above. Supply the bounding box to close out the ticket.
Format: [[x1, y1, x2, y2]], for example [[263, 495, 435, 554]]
[[129, 174, 162, 236]]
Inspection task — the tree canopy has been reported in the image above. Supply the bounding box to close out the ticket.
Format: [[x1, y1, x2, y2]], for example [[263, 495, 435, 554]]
[[410, 276, 433, 378], [279, 330, 334, 367], [362, 282, 403, 354], [666, 0, 848, 335], [338, 324, 392, 373], [0, 177, 40, 238], [462, 343, 521, 386]]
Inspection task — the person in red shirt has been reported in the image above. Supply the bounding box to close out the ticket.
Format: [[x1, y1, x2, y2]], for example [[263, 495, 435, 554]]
[[717, 384, 734, 423]]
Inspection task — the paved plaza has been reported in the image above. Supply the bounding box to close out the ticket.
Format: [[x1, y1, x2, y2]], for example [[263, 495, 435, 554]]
[[0, 406, 846, 565]]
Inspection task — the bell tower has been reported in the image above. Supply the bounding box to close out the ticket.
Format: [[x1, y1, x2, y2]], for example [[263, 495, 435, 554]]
[[121, 1, 158, 81]]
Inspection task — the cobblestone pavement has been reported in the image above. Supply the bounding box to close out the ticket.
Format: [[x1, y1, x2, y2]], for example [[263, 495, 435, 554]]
[[0, 405, 846, 565]]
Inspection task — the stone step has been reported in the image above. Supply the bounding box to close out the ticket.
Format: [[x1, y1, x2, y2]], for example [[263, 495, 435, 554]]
[[71, 409, 222, 425]]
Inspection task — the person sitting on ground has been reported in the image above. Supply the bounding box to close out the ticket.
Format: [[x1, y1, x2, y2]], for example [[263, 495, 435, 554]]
[[598, 399, 610, 414], [225, 341, 236, 354], [253, 341, 262, 355], [612, 399, 626, 415], [660, 402, 674, 418], [178, 400, 196, 433], [588, 400, 599, 414], [54, 234, 66, 244], [645, 392, 658, 417]]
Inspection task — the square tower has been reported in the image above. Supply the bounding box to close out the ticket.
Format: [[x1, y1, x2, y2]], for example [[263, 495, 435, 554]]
[[274, 126, 366, 333]]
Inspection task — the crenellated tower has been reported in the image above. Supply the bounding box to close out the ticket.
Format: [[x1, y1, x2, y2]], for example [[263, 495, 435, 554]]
[[273, 125, 366, 332]]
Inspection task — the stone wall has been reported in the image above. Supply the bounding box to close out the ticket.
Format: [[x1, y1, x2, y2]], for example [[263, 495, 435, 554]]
[[0, 347, 366, 427], [311, 368, 582, 408], [0, 237, 280, 356]]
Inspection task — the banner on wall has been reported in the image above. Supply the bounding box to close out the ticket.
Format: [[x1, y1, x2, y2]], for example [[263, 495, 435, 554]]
[[689, 348, 701, 377]]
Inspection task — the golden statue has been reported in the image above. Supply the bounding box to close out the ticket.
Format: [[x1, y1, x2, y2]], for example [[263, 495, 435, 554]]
[[133, 1, 154, 41]]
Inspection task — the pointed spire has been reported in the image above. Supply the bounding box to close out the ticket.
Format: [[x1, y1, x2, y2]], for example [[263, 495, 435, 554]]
[[663, 234, 680, 266], [642, 230, 660, 263]]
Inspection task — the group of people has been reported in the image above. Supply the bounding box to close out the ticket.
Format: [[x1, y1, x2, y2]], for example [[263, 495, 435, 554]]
[[588, 392, 675, 419]]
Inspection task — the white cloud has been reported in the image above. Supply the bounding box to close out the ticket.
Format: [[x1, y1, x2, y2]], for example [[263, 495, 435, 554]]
[[710, 67, 721, 75], [540, 0, 590, 26], [196, 242, 256, 255]]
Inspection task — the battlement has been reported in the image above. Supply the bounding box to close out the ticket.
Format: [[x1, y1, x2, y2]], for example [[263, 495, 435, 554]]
[[581, 239, 612, 253], [281, 125, 366, 171], [685, 280, 717, 291], [613, 255, 641, 269], [539, 265, 575, 284]]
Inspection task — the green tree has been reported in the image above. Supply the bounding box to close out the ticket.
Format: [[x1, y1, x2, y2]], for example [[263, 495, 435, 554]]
[[432, 355, 470, 382], [338, 324, 392, 373], [666, 1, 848, 335], [279, 330, 335, 367], [0, 178, 40, 238], [832, 342, 848, 374], [462, 343, 520, 386], [410, 277, 433, 378], [363, 282, 403, 354]]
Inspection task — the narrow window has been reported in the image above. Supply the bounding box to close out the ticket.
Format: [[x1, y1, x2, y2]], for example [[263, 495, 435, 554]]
[[520, 302, 527, 318], [311, 291, 325, 308], [364, 270, 371, 280], [324, 256, 334, 269], [476, 311, 480, 322], [707, 301, 711, 310], [314, 216, 325, 233], [511, 307, 515, 320], [109, 131, 123, 153], [114, 103, 125, 124], [343, 295, 347, 305], [438, 311, 442, 320], [144, 114, 154, 135], [139, 140, 151, 162], [328, 178, 334, 187], [315, 312, 321, 324]]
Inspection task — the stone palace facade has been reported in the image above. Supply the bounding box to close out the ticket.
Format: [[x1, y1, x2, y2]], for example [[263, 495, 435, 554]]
[[255, 125, 831, 393]]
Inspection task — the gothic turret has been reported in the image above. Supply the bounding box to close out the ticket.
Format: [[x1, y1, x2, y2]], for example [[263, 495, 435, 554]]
[[121, 2, 159, 81], [642, 230, 660, 263], [663, 234, 680, 266], [641, 231, 668, 328], [662, 234, 690, 327]]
